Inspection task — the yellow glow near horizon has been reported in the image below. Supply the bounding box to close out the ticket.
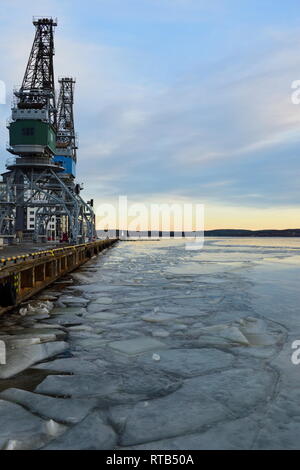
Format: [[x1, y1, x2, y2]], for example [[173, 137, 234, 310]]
[[204, 205, 300, 230]]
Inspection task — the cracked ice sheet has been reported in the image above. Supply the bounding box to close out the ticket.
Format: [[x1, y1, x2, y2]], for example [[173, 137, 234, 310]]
[[1, 238, 299, 450], [251, 337, 300, 449], [250, 337, 300, 449], [110, 367, 275, 446], [244, 263, 300, 332]]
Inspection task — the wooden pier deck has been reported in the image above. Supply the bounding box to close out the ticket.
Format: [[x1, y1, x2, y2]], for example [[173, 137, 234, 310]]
[[0, 239, 118, 315]]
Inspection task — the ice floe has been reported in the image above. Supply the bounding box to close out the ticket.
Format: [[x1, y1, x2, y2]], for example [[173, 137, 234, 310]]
[[108, 337, 167, 355], [41, 411, 117, 450], [0, 399, 52, 450], [138, 348, 234, 377], [32, 357, 102, 374], [0, 388, 98, 424], [111, 383, 231, 446], [197, 325, 250, 346], [0, 341, 68, 379]]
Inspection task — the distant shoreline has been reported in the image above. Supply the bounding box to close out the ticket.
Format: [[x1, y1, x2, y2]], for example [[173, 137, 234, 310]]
[[204, 229, 300, 237], [98, 229, 300, 238]]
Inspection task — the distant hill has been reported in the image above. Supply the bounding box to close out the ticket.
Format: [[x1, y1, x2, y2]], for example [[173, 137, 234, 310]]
[[204, 229, 300, 237], [98, 229, 300, 238]]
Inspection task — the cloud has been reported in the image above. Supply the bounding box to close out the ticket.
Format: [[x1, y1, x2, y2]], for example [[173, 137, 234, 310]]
[[52, 25, 300, 213], [0, 1, 300, 230]]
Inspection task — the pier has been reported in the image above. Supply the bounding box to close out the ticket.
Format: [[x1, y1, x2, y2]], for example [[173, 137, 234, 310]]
[[0, 239, 117, 315]]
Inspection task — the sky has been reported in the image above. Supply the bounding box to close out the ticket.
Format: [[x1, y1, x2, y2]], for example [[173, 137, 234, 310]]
[[0, 0, 300, 230]]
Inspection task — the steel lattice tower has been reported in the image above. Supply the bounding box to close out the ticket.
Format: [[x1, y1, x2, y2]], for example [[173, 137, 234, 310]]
[[0, 18, 96, 244], [17, 17, 57, 128], [56, 77, 77, 162], [54, 77, 96, 242]]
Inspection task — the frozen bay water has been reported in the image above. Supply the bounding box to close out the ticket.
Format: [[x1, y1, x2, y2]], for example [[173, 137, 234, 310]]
[[0, 237, 300, 449]]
